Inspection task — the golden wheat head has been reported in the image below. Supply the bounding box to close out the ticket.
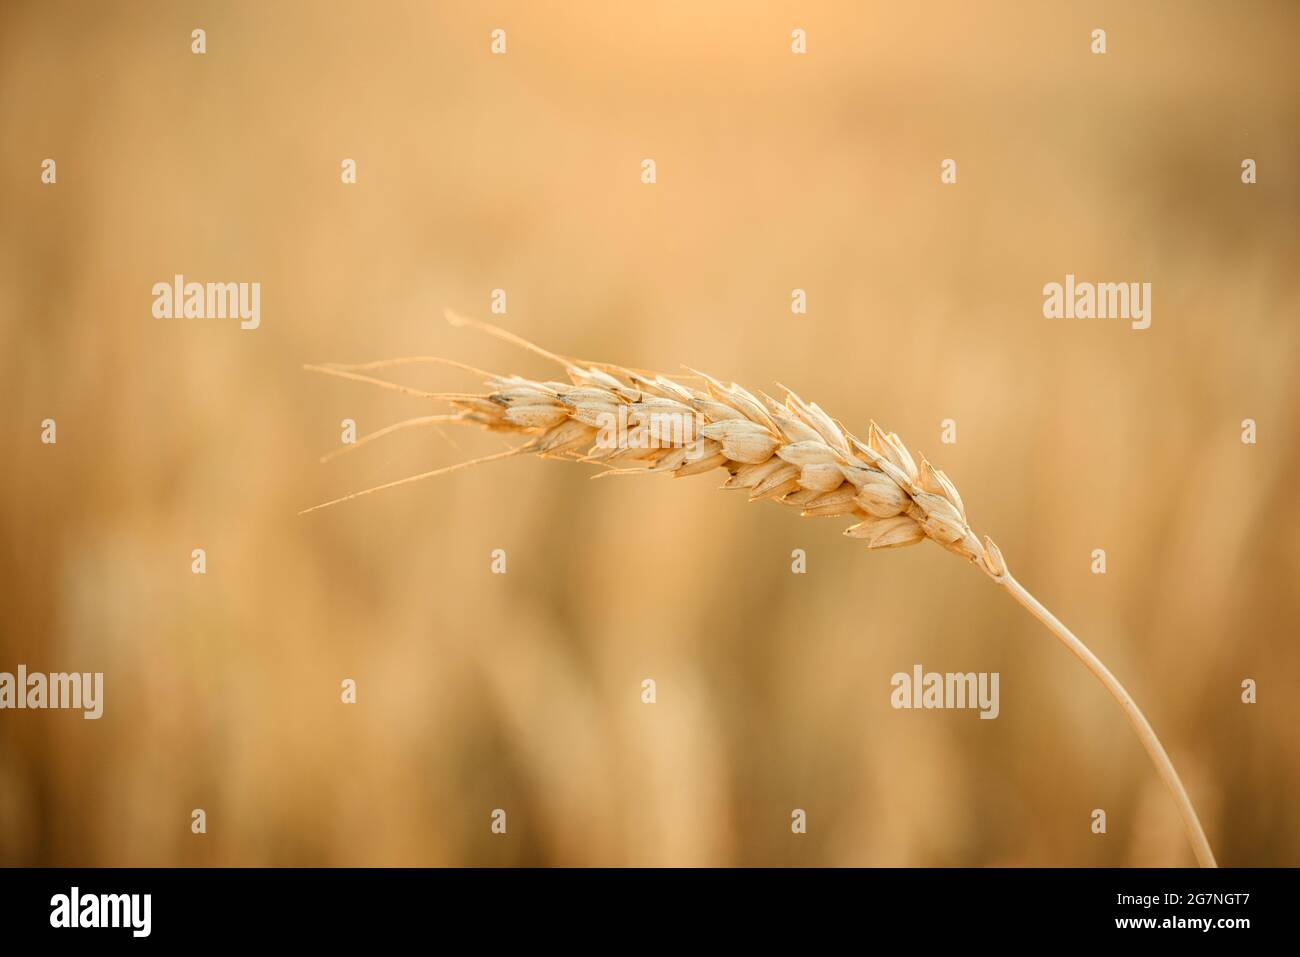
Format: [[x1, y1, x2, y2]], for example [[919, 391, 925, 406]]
[[301, 310, 1216, 869]]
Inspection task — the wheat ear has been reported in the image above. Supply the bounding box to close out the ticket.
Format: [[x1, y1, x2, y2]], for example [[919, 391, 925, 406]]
[[303, 312, 1217, 868]]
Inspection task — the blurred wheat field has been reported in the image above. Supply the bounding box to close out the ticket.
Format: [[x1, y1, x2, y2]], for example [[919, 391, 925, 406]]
[[1, 1, 1297, 866]]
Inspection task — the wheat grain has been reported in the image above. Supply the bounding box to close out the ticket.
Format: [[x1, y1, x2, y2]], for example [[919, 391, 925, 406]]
[[302, 311, 1218, 868]]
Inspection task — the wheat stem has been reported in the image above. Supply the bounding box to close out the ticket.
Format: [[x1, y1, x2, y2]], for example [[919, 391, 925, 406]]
[[996, 571, 1217, 868]]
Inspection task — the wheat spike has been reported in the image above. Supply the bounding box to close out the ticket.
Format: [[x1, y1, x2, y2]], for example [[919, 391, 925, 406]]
[[302, 313, 1218, 869]]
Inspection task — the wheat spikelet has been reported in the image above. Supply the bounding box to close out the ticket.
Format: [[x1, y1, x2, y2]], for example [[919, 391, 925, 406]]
[[304, 314, 1001, 572], [301, 311, 1217, 869]]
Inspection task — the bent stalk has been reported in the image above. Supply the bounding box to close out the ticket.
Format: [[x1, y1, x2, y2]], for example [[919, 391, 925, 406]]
[[996, 571, 1217, 868]]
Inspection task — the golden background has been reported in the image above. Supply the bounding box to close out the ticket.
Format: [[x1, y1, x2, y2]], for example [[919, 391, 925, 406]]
[[1, 1, 1297, 866]]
